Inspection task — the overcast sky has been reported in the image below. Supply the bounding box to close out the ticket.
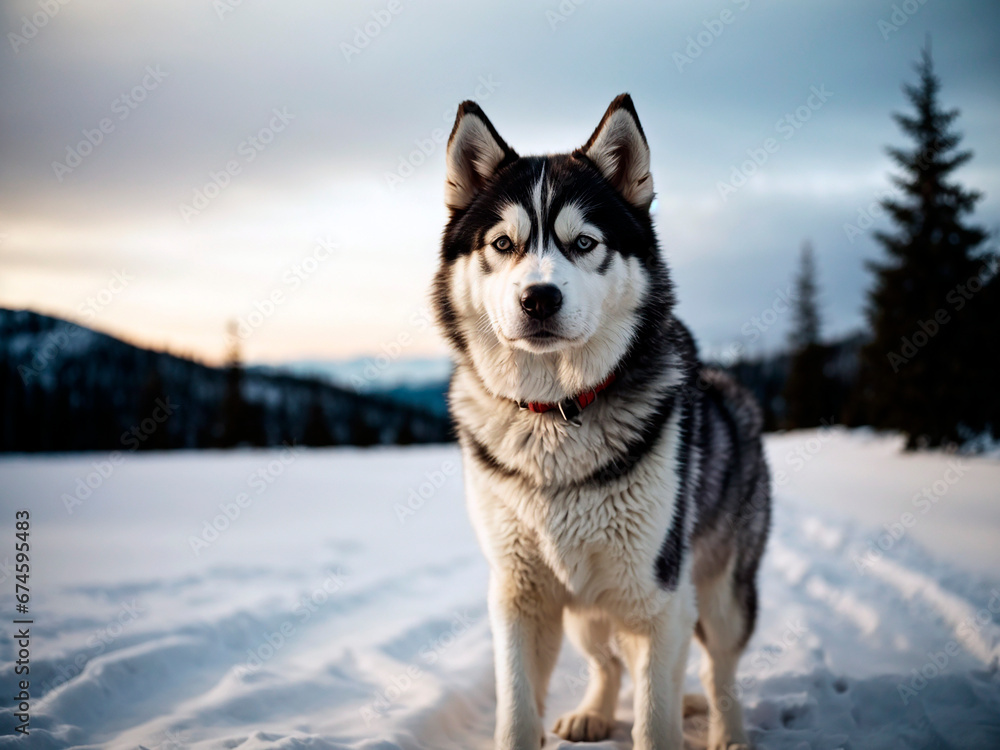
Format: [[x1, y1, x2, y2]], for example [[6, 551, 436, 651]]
[[2, 0, 998, 365]]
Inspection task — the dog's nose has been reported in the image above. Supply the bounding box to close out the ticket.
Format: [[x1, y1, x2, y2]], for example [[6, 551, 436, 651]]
[[520, 284, 563, 321]]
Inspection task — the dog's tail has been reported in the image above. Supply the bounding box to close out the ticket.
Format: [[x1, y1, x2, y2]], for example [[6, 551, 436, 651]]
[[697, 367, 764, 443]]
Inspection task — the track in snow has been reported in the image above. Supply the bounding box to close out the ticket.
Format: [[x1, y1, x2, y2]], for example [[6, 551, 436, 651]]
[[1, 430, 998, 748]]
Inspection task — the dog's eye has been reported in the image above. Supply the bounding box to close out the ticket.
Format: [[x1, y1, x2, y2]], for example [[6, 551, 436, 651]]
[[574, 235, 597, 252], [491, 235, 514, 252]]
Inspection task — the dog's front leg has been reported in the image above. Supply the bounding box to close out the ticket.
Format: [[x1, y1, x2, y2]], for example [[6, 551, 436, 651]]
[[617, 586, 696, 750], [489, 570, 564, 749]]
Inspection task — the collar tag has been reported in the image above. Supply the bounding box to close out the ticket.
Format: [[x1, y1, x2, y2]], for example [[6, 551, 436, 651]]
[[557, 399, 583, 426], [519, 372, 616, 424]]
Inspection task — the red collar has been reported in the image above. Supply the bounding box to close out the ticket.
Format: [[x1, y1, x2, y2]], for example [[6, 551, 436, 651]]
[[519, 372, 617, 423]]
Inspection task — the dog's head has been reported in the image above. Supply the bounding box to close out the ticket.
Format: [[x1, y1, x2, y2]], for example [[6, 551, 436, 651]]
[[432, 94, 672, 404]]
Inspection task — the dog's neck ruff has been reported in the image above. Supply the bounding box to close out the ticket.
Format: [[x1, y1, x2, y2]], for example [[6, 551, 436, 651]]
[[518, 372, 617, 424]]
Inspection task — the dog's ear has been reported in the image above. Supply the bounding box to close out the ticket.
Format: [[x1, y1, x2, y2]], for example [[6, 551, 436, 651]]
[[578, 94, 653, 210], [445, 101, 517, 212]]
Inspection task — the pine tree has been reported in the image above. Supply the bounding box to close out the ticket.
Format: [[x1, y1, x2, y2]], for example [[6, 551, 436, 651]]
[[788, 242, 821, 352], [217, 321, 252, 447], [859, 44, 991, 449], [783, 242, 835, 428]]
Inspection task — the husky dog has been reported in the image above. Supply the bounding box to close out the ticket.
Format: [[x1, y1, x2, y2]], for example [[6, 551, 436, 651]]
[[431, 94, 770, 750]]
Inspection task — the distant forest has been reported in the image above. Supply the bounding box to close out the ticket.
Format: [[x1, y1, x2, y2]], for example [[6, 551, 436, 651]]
[[0, 303, 865, 453], [0, 308, 452, 453]]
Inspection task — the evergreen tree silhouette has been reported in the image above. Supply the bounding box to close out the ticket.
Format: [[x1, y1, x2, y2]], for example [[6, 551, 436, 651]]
[[217, 322, 253, 447], [788, 242, 821, 352], [783, 242, 835, 429], [858, 43, 992, 449]]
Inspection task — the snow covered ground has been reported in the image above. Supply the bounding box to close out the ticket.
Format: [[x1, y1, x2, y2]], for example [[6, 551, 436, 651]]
[[1, 428, 999, 749]]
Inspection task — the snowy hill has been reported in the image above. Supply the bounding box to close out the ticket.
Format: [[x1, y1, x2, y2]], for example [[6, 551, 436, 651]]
[[255, 357, 453, 418], [0, 308, 452, 451], [1, 428, 998, 748]]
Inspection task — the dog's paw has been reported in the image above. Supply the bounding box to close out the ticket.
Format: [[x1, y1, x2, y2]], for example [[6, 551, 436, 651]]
[[552, 710, 612, 742]]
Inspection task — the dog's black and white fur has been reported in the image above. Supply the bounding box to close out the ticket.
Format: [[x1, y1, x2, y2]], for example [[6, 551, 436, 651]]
[[432, 94, 770, 750]]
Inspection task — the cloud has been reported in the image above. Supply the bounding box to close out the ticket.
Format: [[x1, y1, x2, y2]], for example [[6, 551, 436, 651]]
[[2, 0, 998, 361]]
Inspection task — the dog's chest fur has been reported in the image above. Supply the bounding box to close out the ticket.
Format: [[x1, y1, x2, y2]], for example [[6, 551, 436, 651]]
[[452, 364, 687, 612]]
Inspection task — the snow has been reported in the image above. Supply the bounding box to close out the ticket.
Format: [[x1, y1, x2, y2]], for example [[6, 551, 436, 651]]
[[1, 429, 999, 749]]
